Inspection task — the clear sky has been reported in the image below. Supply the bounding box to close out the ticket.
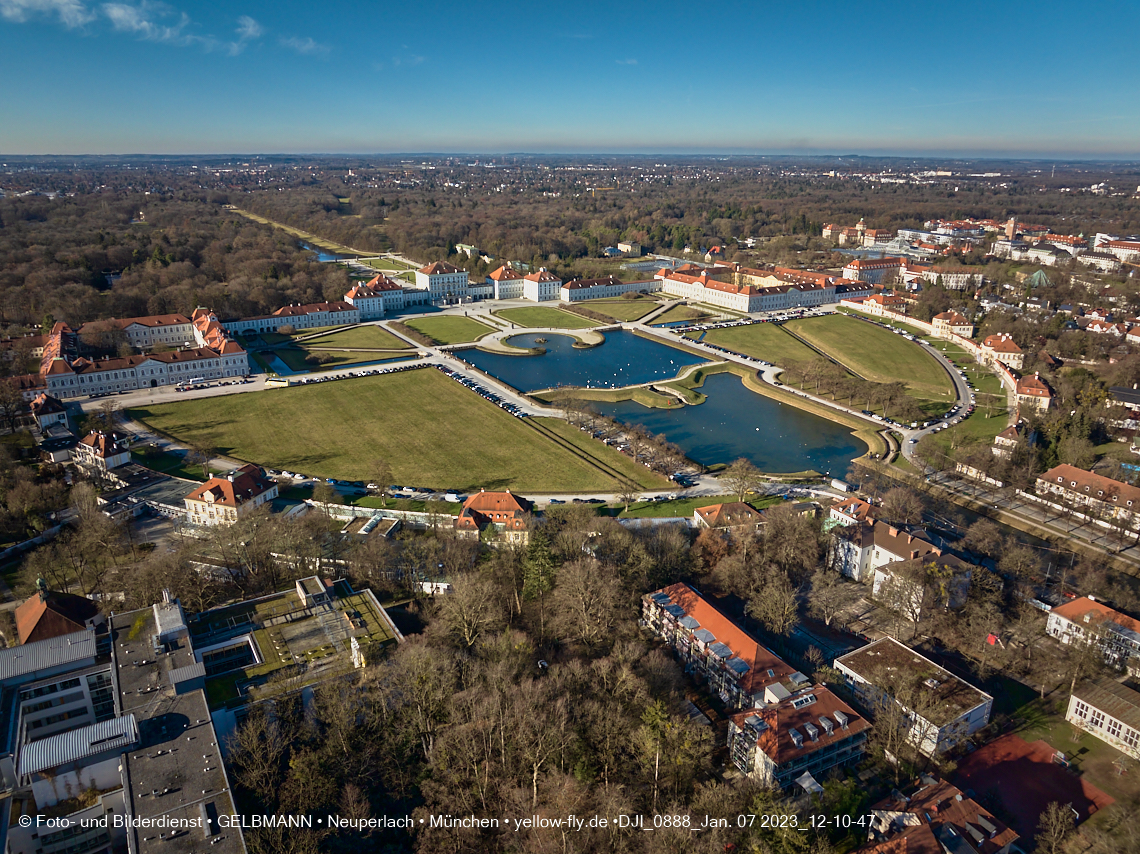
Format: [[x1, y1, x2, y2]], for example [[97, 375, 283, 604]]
[[2, 0, 1138, 157]]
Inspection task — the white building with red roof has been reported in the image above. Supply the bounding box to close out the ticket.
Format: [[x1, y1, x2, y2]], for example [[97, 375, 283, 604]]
[[522, 269, 562, 302], [980, 333, 1024, 370], [454, 489, 532, 544], [72, 431, 131, 473], [415, 261, 470, 304], [931, 311, 974, 338], [77, 314, 195, 351], [1015, 372, 1053, 413], [344, 273, 410, 319], [1047, 596, 1140, 671], [1036, 464, 1140, 531], [184, 464, 278, 527], [487, 265, 526, 300], [561, 275, 658, 302]]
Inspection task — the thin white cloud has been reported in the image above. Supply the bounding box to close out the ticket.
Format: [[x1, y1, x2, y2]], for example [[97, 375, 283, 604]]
[[616, 58, 637, 65], [102, 2, 190, 42], [0, 0, 95, 27], [226, 13, 261, 54], [280, 35, 328, 56]]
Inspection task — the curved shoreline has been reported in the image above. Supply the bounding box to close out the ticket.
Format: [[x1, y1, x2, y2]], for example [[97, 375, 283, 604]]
[[475, 328, 606, 356]]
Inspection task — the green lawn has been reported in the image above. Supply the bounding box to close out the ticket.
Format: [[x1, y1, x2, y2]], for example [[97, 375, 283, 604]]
[[654, 305, 715, 325], [406, 316, 494, 344], [785, 314, 955, 401], [301, 327, 411, 349], [578, 297, 661, 321], [700, 323, 818, 366], [496, 307, 601, 329], [297, 351, 415, 369], [131, 447, 219, 481], [130, 370, 662, 491], [268, 347, 311, 372]]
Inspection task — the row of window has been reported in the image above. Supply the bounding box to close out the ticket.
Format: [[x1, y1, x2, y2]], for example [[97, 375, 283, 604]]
[[1073, 701, 1140, 748], [21, 677, 81, 701]]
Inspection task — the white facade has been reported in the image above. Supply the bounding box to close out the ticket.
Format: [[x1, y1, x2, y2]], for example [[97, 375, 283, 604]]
[[834, 638, 993, 756], [415, 263, 470, 304], [1067, 681, 1140, 760], [561, 278, 659, 301], [45, 348, 249, 399], [522, 270, 562, 302]]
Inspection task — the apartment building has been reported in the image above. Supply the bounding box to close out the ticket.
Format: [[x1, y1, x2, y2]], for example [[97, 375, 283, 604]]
[[1046, 595, 1140, 670], [834, 637, 993, 756], [1035, 464, 1140, 530]]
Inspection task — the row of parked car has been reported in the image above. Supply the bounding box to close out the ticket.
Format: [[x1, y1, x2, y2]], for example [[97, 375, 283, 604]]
[[295, 362, 425, 385], [434, 365, 529, 418]]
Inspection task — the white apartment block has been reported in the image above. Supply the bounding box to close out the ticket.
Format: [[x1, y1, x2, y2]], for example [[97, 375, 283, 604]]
[[834, 637, 993, 756], [1046, 595, 1140, 671]]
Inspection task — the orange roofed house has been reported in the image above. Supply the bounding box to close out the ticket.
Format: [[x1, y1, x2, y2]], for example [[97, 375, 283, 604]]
[[693, 501, 764, 532], [857, 776, 1018, 854], [15, 582, 101, 644], [184, 464, 278, 527], [643, 583, 869, 788], [454, 489, 533, 544], [980, 333, 1024, 370], [1046, 595, 1140, 672]]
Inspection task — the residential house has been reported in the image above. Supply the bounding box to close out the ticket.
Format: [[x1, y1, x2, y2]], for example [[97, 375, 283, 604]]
[[859, 777, 1018, 854], [184, 464, 279, 526], [694, 501, 764, 532], [931, 311, 975, 338], [1015, 372, 1053, 413], [1046, 595, 1140, 671], [727, 684, 870, 789], [29, 392, 67, 431], [844, 293, 908, 317], [980, 333, 1024, 370], [72, 431, 131, 473], [1067, 679, 1140, 760], [834, 637, 994, 756], [871, 552, 973, 621], [455, 489, 532, 544], [993, 422, 1026, 458], [1035, 464, 1140, 531], [829, 495, 876, 527]]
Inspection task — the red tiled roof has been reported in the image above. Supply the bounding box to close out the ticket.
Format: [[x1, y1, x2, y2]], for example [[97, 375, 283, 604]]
[[456, 489, 533, 531], [732, 684, 870, 768], [272, 301, 355, 317], [1015, 373, 1052, 398], [419, 261, 462, 275], [185, 464, 275, 508], [654, 583, 794, 695], [1049, 596, 1140, 635], [982, 333, 1022, 354], [15, 591, 100, 644], [695, 502, 763, 528], [1038, 464, 1140, 508], [488, 266, 524, 281], [79, 431, 127, 458]]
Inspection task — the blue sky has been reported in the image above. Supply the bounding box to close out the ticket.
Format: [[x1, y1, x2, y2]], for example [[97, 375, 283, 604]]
[[2, 0, 1139, 157]]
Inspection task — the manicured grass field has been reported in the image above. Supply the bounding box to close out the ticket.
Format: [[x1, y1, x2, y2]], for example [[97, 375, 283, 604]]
[[579, 297, 661, 321], [130, 370, 661, 491], [785, 314, 955, 401], [654, 305, 715, 325], [298, 352, 414, 369], [405, 316, 494, 344], [496, 307, 601, 329], [700, 323, 818, 366], [302, 326, 411, 350]]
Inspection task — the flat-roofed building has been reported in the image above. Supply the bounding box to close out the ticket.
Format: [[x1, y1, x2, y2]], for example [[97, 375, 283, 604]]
[[834, 636, 993, 756]]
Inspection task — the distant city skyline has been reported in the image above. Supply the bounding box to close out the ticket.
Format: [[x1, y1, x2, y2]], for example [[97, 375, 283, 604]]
[[2, 0, 1138, 158]]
